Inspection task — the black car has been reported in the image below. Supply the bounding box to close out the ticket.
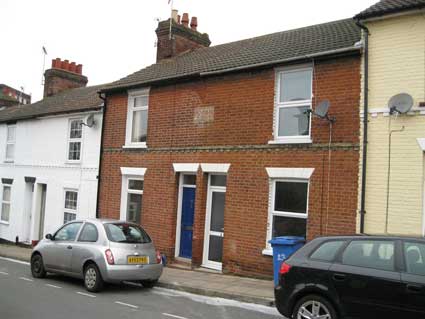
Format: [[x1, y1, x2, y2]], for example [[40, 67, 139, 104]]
[[274, 236, 425, 319]]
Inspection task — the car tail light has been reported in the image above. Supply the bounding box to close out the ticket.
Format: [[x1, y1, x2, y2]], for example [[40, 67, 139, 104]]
[[105, 249, 115, 265], [156, 251, 162, 264], [279, 262, 292, 275]]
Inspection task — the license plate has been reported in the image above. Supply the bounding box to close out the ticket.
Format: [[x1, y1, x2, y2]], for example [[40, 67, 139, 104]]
[[127, 256, 149, 264]]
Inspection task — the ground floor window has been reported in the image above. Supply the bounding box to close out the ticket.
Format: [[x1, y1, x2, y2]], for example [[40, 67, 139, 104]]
[[64, 190, 78, 223], [121, 176, 144, 224], [1, 183, 12, 223], [271, 180, 308, 238]]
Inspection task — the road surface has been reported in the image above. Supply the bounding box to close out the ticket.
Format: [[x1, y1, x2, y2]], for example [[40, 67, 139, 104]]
[[0, 257, 281, 319]]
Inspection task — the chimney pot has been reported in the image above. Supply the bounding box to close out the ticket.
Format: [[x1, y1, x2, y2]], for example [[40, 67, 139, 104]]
[[76, 64, 83, 74], [51, 59, 56, 68], [181, 13, 189, 27], [190, 16, 198, 31], [54, 58, 61, 68], [69, 62, 76, 73], [172, 9, 178, 22], [61, 59, 69, 70]]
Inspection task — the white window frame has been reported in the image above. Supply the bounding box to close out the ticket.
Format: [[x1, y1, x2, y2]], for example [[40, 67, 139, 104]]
[[271, 65, 313, 144], [63, 189, 79, 224], [263, 178, 310, 256], [124, 88, 149, 149], [5, 124, 16, 162], [0, 182, 12, 224], [66, 118, 84, 163], [120, 168, 146, 222]]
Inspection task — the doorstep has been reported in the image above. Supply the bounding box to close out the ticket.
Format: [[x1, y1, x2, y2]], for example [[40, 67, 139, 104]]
[[0, 244, 275, 306]]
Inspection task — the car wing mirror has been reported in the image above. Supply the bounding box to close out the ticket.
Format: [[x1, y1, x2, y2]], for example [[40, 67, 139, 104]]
[[45, 234, 53, 240]]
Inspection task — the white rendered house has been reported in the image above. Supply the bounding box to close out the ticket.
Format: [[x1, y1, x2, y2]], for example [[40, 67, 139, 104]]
[[0, 59, 103, 244]]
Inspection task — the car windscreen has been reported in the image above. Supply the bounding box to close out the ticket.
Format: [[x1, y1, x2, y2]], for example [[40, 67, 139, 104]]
[[104, 223, 151, 244]]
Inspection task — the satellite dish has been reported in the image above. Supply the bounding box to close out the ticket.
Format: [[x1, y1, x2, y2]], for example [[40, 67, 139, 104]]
[[315, 100, 330, 118], [388, 93, 414, 114], [86, 114, 96, 128]]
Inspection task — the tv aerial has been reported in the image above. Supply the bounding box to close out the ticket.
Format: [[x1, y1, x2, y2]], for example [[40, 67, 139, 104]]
[[388, 93, 414, 114]]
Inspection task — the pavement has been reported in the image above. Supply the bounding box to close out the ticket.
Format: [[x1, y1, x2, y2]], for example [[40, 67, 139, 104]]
[[0, 257, 281, 319], [0, 243, 275, 307]]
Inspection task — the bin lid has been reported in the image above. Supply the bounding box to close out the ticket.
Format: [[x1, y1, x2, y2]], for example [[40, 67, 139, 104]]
[[268, 236, 305, 246]]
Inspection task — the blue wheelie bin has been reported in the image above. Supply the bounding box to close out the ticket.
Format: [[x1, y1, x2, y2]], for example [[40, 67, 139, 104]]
[[269, 236, 305, 286]]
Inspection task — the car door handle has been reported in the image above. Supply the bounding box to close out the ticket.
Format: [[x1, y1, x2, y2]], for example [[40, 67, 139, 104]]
[[407, 284, 422, 293], [333, 273, 346, 281], [67, 246, 72, 250]]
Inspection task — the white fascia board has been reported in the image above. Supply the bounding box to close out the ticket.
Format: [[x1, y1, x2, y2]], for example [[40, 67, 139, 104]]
[[172, 163, 199, 173], [120, 167, 147, 176], [266, 167, 315, 179], [200, 163, 230, 173]]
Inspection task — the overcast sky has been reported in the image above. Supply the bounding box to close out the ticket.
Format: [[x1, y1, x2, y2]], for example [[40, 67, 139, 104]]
[[1, 0, 377, 102]]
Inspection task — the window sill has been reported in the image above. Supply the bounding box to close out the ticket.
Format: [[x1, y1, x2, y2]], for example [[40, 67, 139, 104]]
[[262, 248, 273, 256], [0, 221, 10, 225], [65, 161, 81, 165], [122, 144, 147, 149], [268, 137, 312, 145]]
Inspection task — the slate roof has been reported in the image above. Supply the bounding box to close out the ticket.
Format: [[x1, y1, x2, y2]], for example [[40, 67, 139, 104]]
[[0, 85, 104, 123], [101, 18, 361, 92], [355, 0, 425, 20]]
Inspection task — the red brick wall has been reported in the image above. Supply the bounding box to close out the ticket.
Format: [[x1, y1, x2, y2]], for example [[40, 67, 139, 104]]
[[99, 54, 361, 277]]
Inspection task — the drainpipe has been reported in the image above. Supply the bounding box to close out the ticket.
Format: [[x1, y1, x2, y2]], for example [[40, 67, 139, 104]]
[[356, 19, 369, 234], [96, 92, 107, 218]]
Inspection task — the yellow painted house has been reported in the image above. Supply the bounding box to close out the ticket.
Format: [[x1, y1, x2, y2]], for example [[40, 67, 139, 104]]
[[355, 0, 425, 236]]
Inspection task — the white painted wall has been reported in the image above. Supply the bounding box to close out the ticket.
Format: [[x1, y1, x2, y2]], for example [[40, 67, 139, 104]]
[[0, 111, 102, 243]]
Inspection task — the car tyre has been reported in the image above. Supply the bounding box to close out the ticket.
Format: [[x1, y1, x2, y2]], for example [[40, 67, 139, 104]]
[[84, 263, 104, 292], [140, 279, 158, 288], [31, 253, 47, 278], [292, 294, 337, 319]]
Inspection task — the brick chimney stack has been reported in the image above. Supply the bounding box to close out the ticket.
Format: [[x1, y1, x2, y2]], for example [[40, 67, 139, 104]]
[[43, 58, 88, 98], [155, 10, 211, 62]]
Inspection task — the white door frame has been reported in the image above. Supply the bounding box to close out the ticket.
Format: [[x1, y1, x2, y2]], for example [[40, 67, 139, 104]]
[[22, 181, 35, 243], [202, 175, 226, 271], [175, 174, 196, 259]]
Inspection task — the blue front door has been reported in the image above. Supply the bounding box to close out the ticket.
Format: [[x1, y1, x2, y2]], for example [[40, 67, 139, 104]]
[[180, 187, 196, 258]]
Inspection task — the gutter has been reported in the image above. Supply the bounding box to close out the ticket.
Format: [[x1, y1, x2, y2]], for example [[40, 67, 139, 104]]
[[100, 45, 361, 93], [355, 19, 370, 234], [96, 93, 107, 218]]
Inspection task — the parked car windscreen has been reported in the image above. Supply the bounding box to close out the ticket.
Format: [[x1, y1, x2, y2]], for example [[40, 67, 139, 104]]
[[104, 223, 151, 244]]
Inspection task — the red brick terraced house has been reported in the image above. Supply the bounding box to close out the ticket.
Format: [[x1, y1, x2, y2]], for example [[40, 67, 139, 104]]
[[98, 12, 361, 277]]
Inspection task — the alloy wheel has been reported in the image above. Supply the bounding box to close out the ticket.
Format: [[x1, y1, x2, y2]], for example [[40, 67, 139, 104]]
[[85, 268, 97, 289], [297, 300, 331, 319]]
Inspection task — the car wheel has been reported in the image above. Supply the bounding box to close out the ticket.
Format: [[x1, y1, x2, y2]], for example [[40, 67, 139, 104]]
[[292, 294, 337, 319], [31, 254, 47, 278], [84, 263, 104, 292], [140, 279, 158, 288]]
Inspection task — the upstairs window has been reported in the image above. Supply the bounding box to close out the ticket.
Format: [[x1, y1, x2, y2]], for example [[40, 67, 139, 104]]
[[64, 190, 78, 223], [126, 89, 149, 148], [274, 67, 312, 143], [5, 124, 16, 162], [67, 119, 83, 162]]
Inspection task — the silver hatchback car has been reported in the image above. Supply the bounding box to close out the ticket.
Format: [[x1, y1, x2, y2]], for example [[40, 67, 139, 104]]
[[30, 219, 163, 292]]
